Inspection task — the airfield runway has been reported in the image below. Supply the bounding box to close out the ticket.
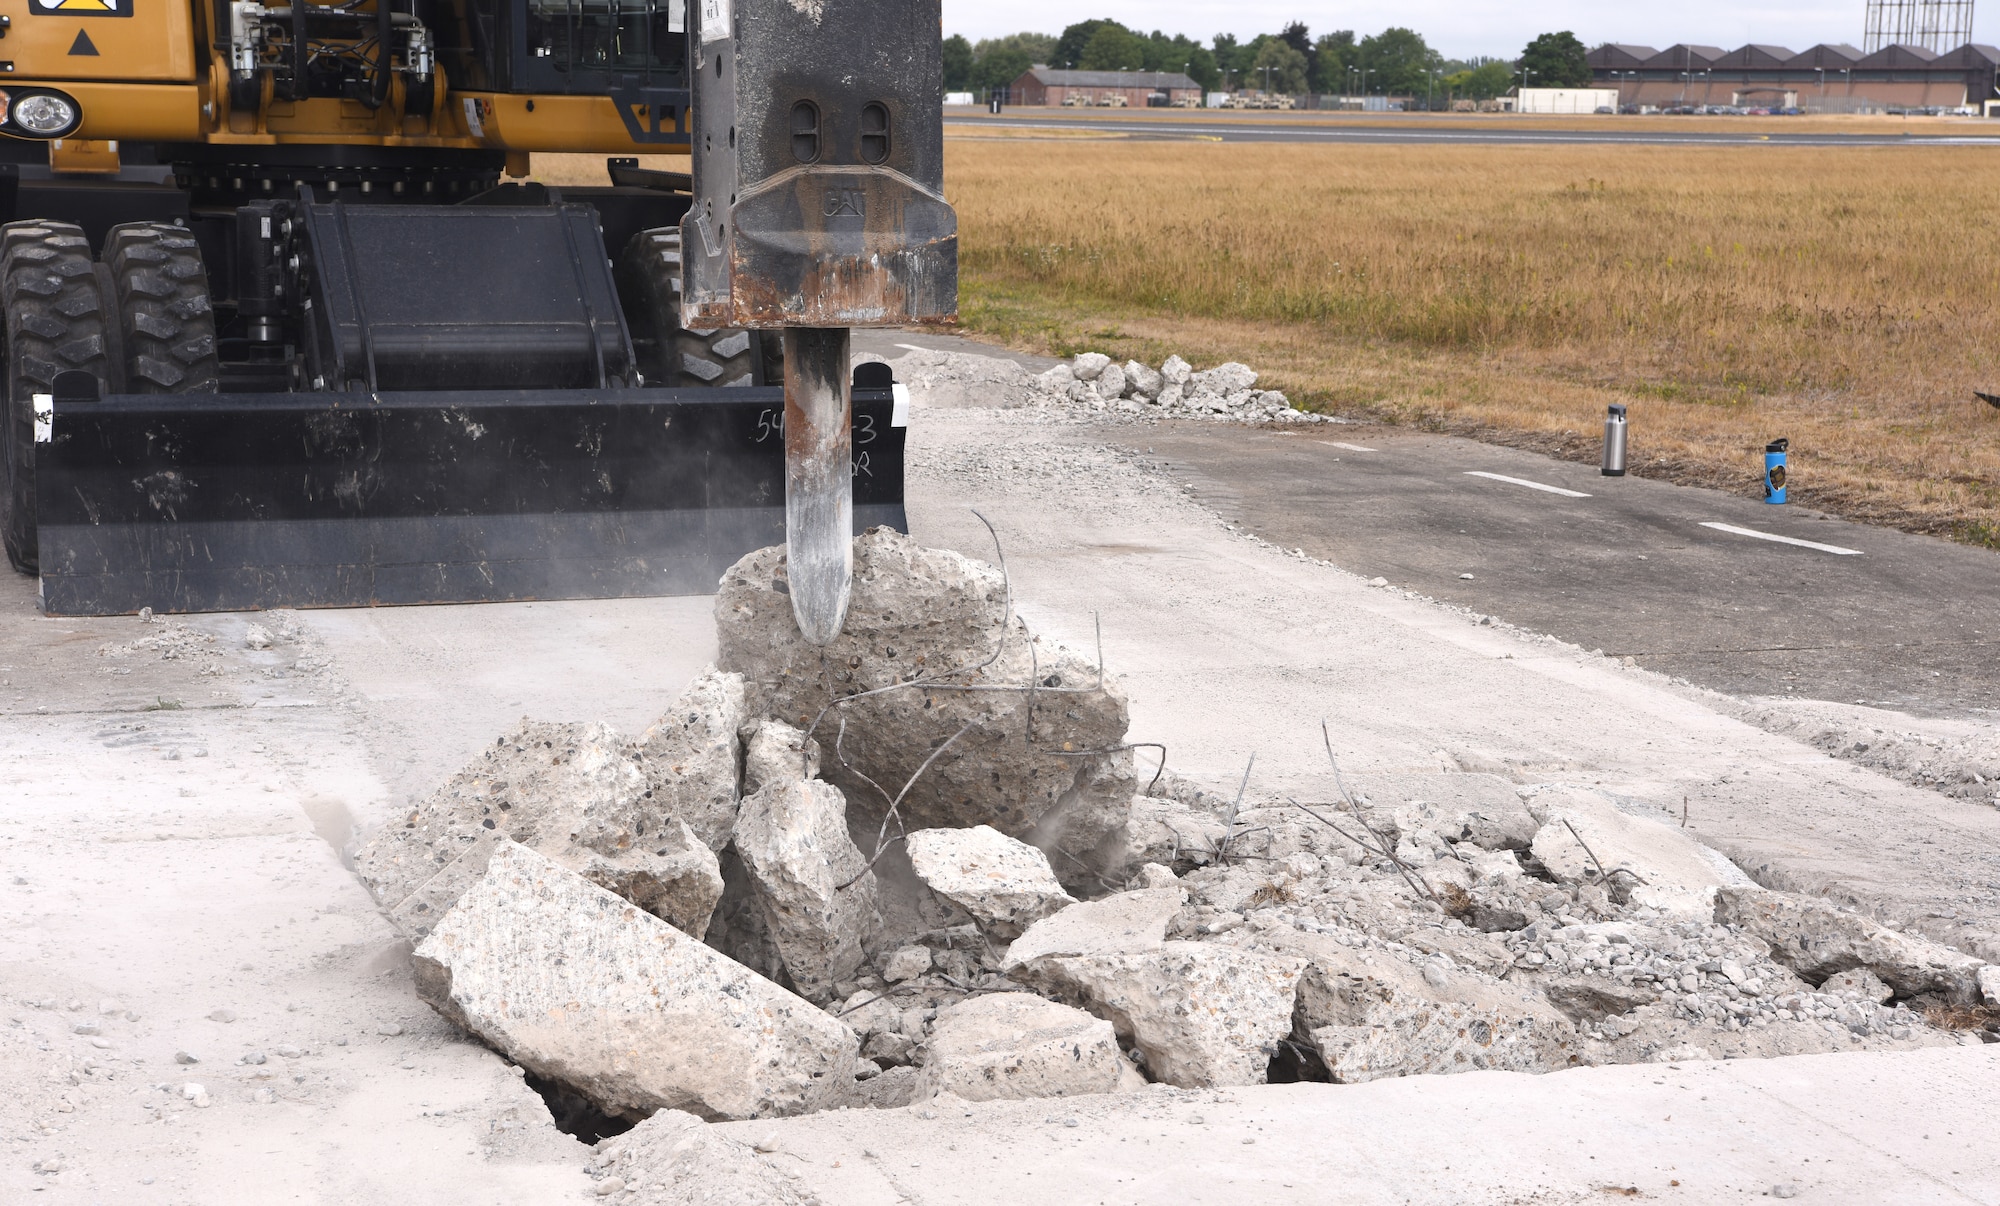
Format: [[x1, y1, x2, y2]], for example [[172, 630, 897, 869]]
[[856, 334, 2000, 721], [948, 107, 2000, 147]]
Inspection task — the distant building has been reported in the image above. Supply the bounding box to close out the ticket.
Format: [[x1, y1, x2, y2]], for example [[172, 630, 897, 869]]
[[1010, 67, 1203, 108], [1589, 41, 2000, 110], [1515, 87, 1622, 113]]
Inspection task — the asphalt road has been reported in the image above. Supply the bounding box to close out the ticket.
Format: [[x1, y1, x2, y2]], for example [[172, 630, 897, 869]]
[[861, 328, 1999, 719], [1104, 422, 1999, 720], [949, 112, 2000, 147]]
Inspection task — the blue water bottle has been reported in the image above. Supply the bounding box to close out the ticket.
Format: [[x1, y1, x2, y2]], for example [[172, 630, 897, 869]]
[[1764, 438, 1788, 504]]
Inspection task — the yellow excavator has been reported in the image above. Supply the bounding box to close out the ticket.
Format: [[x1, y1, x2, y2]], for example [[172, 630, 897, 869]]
[[0, 0, 955, 642]]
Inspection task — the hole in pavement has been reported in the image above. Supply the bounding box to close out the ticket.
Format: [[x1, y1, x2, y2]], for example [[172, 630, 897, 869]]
[[523, 1068, 638, 1143], [1265, 1038, 1331, 1084]]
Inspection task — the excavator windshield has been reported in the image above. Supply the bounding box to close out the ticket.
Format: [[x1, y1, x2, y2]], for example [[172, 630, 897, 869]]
[[523, 0, 685, 73]]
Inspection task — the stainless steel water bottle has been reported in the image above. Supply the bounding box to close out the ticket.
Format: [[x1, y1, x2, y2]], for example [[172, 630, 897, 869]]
[[1601, 405, 1628, 477]]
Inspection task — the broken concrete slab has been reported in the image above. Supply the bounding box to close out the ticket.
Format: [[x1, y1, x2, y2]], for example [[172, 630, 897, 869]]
[[906, 825, 1076, 942], [739, 718, 821, 798], [714, 529, 1135, 876], [912, 993, 1139, 1102], [388, 829, 503, 942], [1981, 965, 2000, 1008], [1526, 787, 1748, 918], [413, 842, 857, 1121], [732, 778, 882, 1004], [563, 818, 723, 940], [357, 717, 740, 941], [588, 1108, 817, 1205], [381, 805, 721, 942], [1387, 791, 1540, 854], [1252, 928, 1577, 1084], [356, 719, 647, 914], [1715, 886, 1987, 1002], [635, 667, 748, 852], [1000, 888, 1184, 972], [1018, 942, 1306, 1088], [1097, 795, 1232, 875]]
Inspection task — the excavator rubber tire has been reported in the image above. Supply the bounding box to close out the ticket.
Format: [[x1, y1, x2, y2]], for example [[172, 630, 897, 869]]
[[1, 221, 114, 574], [102, 223, 220, 394], [618, 226, 776, 388]]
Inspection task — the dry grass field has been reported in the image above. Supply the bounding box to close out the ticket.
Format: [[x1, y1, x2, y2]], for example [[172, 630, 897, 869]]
[[531, 141, 2000, 546], [944, 140, 2000, 547], [946, 107, 1998, 138]]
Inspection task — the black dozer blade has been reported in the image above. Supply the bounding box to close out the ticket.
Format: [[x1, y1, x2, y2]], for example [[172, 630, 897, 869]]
[[33, 367, 905, 616]]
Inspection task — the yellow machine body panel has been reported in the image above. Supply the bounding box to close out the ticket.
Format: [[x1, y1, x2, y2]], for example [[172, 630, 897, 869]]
[[0, 0, 688, 153], [2, 0, 196, 82]]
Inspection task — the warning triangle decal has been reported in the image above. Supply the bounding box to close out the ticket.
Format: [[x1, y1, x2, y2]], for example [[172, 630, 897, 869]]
[[68, 29, 99, 55]]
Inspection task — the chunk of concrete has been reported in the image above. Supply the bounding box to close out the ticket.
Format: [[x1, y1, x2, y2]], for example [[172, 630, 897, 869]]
[[589, 1108, 817, 1205], [854, 1065, 920, 1110], [1389, 793, 1539, 854], [912, 993, 1139, 1102], [1123, 361, 1163, 401], [1096, 795, 1231, 876], [636, 667, 748, 852], [388, 829, 504, 941], [412, 842, 856, 1121], [1095, 362, 1127, 400], [1258, 929, 1577, 1084], [1070, 352, 1110, 381], [732, 778, 881, 1004], [881, 945, 931, 983], [357, 719, 644, 913], [714, 529, 1135, 879], [906, 825, 1076, 942], [565, 819, 723, 939], [1541, 978, 1660, 1023], [1821, 967, 1895, 1004], [1018, 942, 1305, 1088], [1001, 888, 1184, 972], [1190, 362, 1257, 395], [1527, 788, 1743, 917], [1715, 886, 1986, 1002], [739, 718, 821, 798], [359, 718, 726, 939]]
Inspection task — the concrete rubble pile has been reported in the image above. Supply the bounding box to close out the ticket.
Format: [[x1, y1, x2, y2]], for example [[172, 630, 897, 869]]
[[355, 528, 2000, 1178], [878, 346, 1326, 425], [1037, 351, 1325, 423]]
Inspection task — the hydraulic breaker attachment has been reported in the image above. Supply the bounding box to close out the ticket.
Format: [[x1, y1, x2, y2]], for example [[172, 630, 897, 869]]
[[685, 0, 956, 645]]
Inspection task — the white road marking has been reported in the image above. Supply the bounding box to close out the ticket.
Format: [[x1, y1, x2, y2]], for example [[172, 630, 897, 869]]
[[1699, 522, 1864, 556], [1464, 471, 1591, 498], [894, 343, 930, 352], [1329, 442, 1377, 452]]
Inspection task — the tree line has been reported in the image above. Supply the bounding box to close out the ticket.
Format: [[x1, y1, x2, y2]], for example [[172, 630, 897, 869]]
[[943, 22, 1593, 103]]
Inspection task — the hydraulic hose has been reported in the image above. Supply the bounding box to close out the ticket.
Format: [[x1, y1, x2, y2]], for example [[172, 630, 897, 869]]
[[368, 0, 392, 109]]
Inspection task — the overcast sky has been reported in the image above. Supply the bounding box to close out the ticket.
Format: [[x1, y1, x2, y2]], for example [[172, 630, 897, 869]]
[[942, 1, 1988, 61]]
